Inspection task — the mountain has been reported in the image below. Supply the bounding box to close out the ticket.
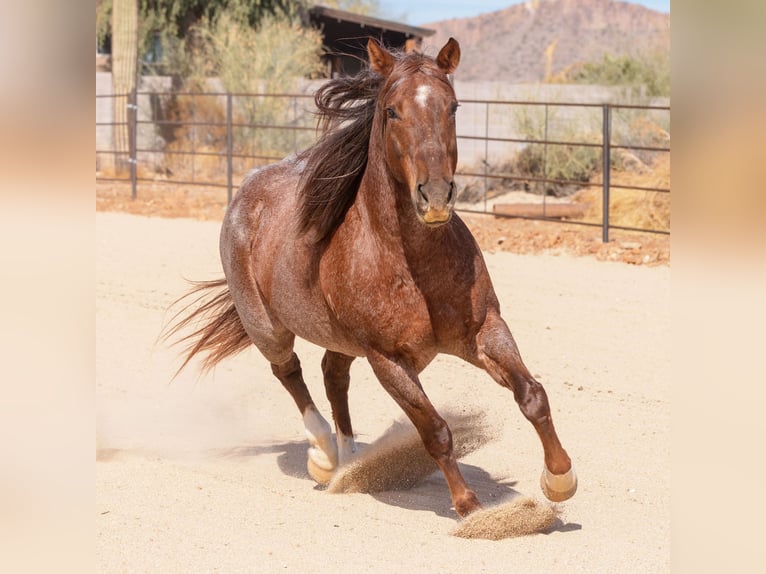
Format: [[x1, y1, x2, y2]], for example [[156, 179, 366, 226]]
[[421, 0, 670, 83]]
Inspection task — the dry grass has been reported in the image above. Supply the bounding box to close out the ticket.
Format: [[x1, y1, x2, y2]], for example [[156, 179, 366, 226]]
[[573, 154, 670, 231], [451, 497, 559, 540]]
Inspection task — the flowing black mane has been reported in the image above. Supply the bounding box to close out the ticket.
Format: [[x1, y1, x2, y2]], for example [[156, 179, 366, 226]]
[[295, 65, 384, 243]]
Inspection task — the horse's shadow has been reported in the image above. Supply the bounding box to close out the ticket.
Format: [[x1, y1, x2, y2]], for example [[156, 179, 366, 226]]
[[368, 465, 582, 533], [219, 439, 581, 533], [368, 460, 520, 519], [217, 440, 311, 478]]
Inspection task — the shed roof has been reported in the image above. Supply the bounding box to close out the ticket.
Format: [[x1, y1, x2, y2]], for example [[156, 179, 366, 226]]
[[308, 6, 435, 40], [306, 5, 435, 76]]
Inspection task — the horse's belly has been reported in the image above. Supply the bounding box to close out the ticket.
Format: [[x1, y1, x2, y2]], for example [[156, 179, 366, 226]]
[[280, 304, 367, 358], [267, 273, 368, 358]]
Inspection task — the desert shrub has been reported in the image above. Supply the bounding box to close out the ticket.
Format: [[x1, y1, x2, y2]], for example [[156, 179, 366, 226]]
[[563, 50, 670, 98], [204, 9, 324, 157], [491, 101, 669, 198], [142, 3, 324, 180], [513, 143, 601, 196], [158, 93, 228, 181], [506, 104, 602, 197]]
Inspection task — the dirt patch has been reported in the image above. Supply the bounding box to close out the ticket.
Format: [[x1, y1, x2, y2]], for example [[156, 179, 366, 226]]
[[96, 211, 670, 571], [96, 181, 669, 266], [327, 410, 496, 494], [451, 497, 560, 540]]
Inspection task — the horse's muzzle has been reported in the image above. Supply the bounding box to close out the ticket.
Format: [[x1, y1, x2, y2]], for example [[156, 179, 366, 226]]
[[415, 180, 456, 226], [421, 208, 452, 225]]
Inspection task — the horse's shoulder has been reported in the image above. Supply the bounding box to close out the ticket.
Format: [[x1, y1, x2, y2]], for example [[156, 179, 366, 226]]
[[239, 156, 303, 194]]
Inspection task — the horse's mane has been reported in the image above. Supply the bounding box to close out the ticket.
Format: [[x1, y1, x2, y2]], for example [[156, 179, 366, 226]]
[[296, 49, 443, 243], [295, 66, 383, 243]]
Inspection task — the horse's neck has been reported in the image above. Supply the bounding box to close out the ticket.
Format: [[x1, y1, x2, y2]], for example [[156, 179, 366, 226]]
[[357, 165, 419, 240], [354, 164, 446, 266]]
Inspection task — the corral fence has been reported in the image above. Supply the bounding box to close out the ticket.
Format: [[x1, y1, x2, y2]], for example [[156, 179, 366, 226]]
[[96, 90, 670, 242]]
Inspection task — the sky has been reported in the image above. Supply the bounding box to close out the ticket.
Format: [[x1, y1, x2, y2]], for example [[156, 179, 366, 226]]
[[378, 0, 670, 26]]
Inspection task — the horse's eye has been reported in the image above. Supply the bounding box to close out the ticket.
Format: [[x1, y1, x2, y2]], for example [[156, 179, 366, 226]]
[[450, 102, 460, 116], [386, 107, 399, 120]]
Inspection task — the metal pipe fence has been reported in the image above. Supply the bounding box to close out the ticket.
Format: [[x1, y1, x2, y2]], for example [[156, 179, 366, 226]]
[[96, 90, 670, 241]]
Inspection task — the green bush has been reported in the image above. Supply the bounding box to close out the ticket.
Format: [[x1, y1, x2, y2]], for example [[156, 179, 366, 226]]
[[566, 51, 670, 98], [148, 2, 325, 165], [507, 104, 601, 197]]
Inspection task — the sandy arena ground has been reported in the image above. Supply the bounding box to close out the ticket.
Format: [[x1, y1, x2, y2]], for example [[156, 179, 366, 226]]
[[96, 211, 670, 572]]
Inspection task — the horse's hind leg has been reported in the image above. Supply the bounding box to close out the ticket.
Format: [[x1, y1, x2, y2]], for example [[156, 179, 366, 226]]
[[472, 311, 577, 502], [321, 351, 357, 465], [226, 318, 339, 485], [220, 233, 338, 484], [271, 352, 338, 484], [246, 329, 339, 484]]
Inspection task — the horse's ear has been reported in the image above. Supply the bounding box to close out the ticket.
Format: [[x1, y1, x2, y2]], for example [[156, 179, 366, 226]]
[[367, 38, 395, 77], [436, 37, 461, 75]]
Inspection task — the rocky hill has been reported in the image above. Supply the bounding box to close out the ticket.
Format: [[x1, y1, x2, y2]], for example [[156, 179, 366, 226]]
[[421, 0, 670, 82]]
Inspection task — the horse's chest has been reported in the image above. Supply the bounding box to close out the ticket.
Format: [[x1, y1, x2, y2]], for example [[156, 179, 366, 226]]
[[322, 259, 480, 357], [330, 267, 429, 323], [321, 259, 433, 346]]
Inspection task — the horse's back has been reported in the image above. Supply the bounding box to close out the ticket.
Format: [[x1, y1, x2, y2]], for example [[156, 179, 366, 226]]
[[221, 155, 361, 356], [221, 153, 312, 271]]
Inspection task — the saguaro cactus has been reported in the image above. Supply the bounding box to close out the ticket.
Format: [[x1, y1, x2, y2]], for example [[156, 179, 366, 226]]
[[111, 0, 138, 173]]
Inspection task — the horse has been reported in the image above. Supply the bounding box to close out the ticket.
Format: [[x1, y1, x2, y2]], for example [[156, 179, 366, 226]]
[[167, 37, 576, 518]]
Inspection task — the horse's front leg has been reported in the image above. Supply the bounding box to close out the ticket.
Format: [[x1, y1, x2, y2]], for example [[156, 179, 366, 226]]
[[473, 311, 577, 502], [321, 350, 357, 465], [366, 351, 481, 517]]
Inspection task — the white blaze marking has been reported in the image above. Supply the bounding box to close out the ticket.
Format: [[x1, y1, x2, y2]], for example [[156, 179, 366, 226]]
[[415, 84, 431, 108]]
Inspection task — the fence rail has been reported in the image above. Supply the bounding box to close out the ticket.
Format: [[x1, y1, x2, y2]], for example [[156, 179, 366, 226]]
[[96, 90, 670, 241]]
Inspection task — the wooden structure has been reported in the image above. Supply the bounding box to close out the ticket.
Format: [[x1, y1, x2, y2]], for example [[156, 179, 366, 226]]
[[493, 202, 590, 220], [305, 6, 435, 77]]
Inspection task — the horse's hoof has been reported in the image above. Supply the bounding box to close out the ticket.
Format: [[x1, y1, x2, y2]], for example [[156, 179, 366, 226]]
[[540, 465, 577, 502], [454, 490, 482, 518], [306, 448, 335, 484]]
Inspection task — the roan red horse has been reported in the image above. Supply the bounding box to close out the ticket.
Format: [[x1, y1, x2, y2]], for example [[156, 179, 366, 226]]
[[168, 38, 576, 517]]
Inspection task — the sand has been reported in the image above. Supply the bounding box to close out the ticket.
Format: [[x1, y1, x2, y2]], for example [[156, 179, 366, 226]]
[[97, 212, 670, 572]]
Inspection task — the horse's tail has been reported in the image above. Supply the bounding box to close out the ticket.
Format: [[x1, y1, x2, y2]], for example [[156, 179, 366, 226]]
[[162, 278, 251, 376]]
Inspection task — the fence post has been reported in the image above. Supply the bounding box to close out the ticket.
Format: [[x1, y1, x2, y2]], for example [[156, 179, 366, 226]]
[[129, 89, 137, 200], [483, 101, 489, 212], [543, 103, 549, 217], [601, 103, 611, 243], [227, 93, 233, 205]]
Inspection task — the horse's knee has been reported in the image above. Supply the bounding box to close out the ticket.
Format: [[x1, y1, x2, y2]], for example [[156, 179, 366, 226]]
[[515, 380, 553, 423], [422, 418, 453, 461], [321, 351, 353, 379], [271, 352, 301, 378]]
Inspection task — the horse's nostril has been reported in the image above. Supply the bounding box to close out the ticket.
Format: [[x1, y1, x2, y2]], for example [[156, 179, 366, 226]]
[[417, 184, 428, 205], [447, 182, 455, 203]]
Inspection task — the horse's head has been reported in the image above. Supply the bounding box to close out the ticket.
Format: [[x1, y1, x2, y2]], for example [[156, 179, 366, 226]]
[[368, 38, 461, 227]]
